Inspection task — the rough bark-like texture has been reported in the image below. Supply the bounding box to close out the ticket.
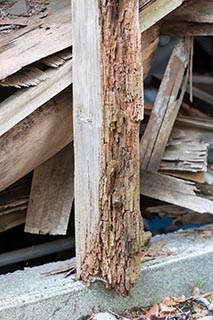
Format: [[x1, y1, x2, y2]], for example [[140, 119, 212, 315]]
[[75, 0, 144, 295]]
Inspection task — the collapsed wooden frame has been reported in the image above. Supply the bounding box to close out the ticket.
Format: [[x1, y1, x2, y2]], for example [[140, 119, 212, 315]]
[[0, 0, 212, 296]]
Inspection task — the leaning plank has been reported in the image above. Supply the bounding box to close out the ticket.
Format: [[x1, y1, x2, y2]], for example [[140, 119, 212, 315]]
[[140, 170, 213, 214], [140, 38, 190, 171], [0, 0, 71, 80], [0, 60, 72, 137], [0, 88, 73, 192], [25, 144, 74, 235], [73, 0, 144, 295], [139, 0, 184, 32]]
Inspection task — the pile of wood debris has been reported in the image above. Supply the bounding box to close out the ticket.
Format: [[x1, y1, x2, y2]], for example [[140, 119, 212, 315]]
[[0, 0, 212, 251]]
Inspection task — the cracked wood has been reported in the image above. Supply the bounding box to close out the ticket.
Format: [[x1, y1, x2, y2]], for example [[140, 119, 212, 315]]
[[73, 0, 144, 295]]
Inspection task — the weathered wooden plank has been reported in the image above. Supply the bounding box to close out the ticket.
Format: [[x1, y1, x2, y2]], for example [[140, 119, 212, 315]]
[[159, 171, 206, 183], [139, 0, 184, 32], [165, 0, 213, 24], [0, 88, 73, 192], [73, 0, 144, 295], [0, 0, 72, 80], [140, 38, 191, 171], [160, 142, 208, 172], [140, 170, 213, 214], [0, 60, 72, 137], [25, 144, 74, 235], [161, 21, 213, 36]]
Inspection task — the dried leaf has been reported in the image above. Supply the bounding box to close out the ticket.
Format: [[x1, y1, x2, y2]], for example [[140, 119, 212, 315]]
[[145, 304, 159, 320]]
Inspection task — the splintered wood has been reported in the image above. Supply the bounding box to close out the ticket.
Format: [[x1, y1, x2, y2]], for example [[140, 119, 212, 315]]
[[0, 0, 72, 80], [0, 59, 72, 137], [73, 0, 144, 295], [140, 37, 192, 172], [140, 170, 213, 214]]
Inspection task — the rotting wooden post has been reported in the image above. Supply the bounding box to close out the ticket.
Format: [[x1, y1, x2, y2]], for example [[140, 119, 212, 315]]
[[72, 0, 144, 295]]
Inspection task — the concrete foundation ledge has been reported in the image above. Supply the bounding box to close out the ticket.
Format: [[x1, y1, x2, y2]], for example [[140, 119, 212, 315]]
[[0, 228, 212, 320]]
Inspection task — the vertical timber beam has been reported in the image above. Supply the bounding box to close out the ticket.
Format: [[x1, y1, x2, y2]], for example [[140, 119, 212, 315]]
[[72, 0, 144, 295]]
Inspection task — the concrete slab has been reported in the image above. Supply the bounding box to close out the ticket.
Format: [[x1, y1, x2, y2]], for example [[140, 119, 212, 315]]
[[0, 226, 212, 320]]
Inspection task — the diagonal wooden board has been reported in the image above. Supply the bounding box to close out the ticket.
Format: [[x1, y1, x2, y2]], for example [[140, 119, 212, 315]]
[[140, 37, 190, 171], [25, 144, 74, 235]]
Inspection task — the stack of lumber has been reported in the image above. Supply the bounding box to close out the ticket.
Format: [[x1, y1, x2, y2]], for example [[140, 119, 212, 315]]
[[0, 0, 212, 238]]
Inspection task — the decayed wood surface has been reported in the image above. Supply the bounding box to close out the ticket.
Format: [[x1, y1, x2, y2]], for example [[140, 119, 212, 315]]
[[140, 170, 213, 214], [140, 38, 191, 172], [25, 144, 74, 235], [0, 0, 71, 80], [139, 0, 184, 32], [73, 0, 144, 295], [0, 88, 73, 192], [0, 60, 72, 137]]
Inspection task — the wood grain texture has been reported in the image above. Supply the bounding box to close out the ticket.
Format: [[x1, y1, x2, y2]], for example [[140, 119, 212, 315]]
[[140, 38, 190, 171], [0, 88, 73, 192], [0, 60, 72, 137], [25, 144, 74, 235], [73, 0, 144, 295], [0, 0, 72, 80], [139, 0, 184, 32], [140, 170, 213, 214], [165, 0, 213, 24]]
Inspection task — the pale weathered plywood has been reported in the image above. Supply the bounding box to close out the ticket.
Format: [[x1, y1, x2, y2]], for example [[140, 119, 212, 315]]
[[0, 88, 73, 192], [25, 144, 74, 235]]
